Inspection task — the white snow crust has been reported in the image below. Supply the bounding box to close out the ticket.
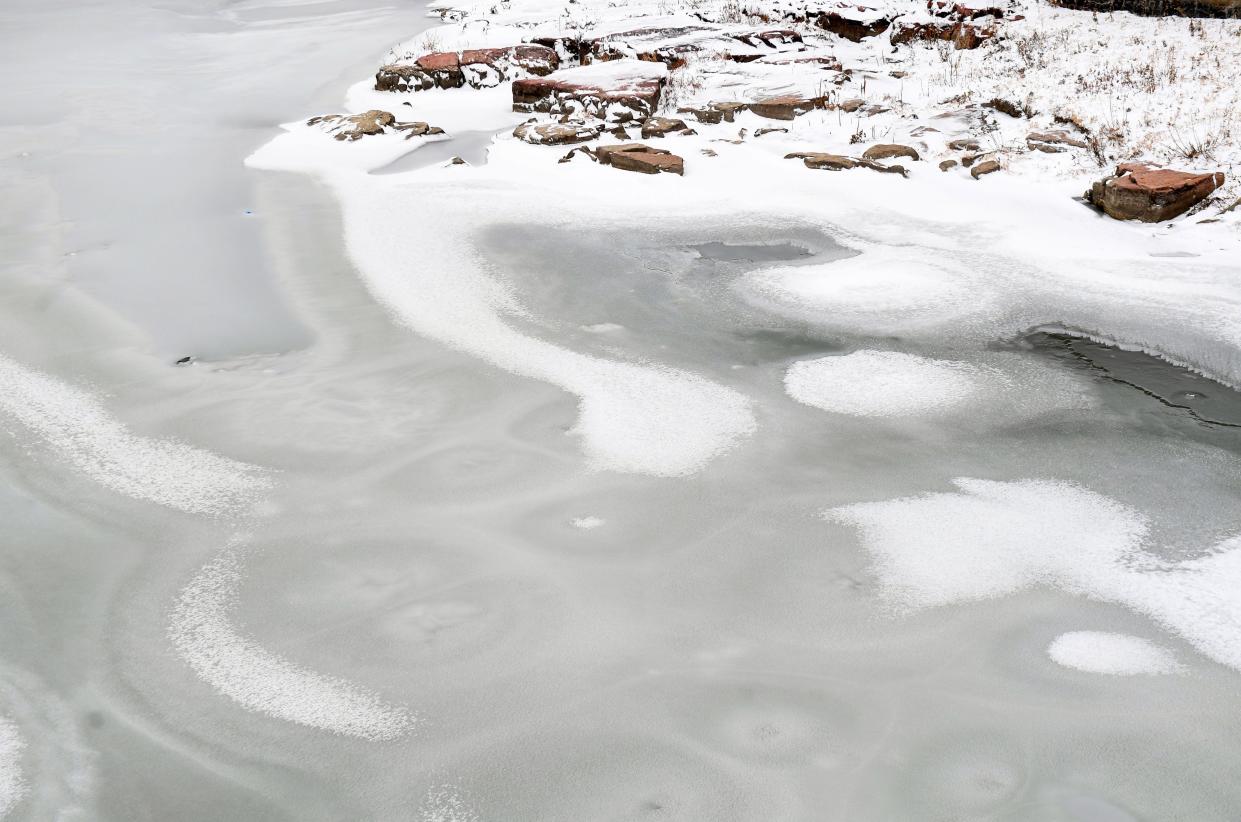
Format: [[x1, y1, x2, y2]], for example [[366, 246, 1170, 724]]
[[785, 351, 983, 418], [1047, 631, 1184, 675], [829, 479, 1241, 671], [0, 715, 25, 819], [169, 542, 415, 740], [0, 354, 271, 515]]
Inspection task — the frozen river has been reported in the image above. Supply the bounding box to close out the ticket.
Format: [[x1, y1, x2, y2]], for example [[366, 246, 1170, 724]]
[[3, 1, 1241, 820]]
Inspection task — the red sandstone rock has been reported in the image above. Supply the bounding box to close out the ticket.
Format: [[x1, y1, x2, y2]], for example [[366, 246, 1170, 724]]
[[1088, 164, 1225, 221], [513, 61, 667, 122], [595, 143, 684, 175], [375, 44, 559, 93], [750, 95, 827, 121], [817, 10, 893, 41]]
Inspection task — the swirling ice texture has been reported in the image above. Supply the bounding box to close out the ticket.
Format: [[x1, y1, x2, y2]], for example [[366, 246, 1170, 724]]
[[169, 542, 415, 741], [0, 354, 271, 515], [829, 478, 1241, 671], [244, 137, 757, 476], [0, 715, 26, 819], [332, 178, 757, 477]]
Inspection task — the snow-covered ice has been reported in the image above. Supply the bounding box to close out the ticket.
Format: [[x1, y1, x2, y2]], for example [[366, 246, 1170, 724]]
[[830, 479, 1241, 670], [0, 354, 272, 516], [785, 351, 983, 418], [1047, 631, 1184, 675]]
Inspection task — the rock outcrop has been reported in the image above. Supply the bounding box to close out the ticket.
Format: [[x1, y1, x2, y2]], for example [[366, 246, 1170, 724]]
[[889, 3, 1004, 50], [1087, 163, 1225, 221], [513, 60, 667, 122], [306, 110, 444, 140], [786, 152, 908, 176], [1026, 130, 1088, 153], [595, 143, 685, 175], [1051, 0, 1240, 16], [586, 24, 804, 69], [816, 9, 893, 41], [513, 120, 603, 145], [375, 45, 559, 92]]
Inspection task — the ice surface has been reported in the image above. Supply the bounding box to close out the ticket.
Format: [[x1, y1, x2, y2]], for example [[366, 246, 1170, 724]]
[[168, 542, 416, 740], [6, 0, 1241, 817], [0, 354, 272, 516], [321, 176, 758, 477], [418, 784, 480, 822], [1047, 631, 1183, 675], [0, 715, 25, 819], [830, 479, 1241, 670]]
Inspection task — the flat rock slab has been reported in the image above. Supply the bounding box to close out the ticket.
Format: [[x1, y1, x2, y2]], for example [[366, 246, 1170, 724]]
[[513, 120, 603, 145], [786, 152, 907, 176], [750, 95, 827, 121], [306, 110, 443, 141], [1088, 163, 1225, 221], [596, 143, 684, 175]]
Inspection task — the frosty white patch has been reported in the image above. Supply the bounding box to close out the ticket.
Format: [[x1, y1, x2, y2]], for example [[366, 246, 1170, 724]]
[[1047, 631, 1183, 675], [785, 351, 982, 418], [169, 542, 415, 740], [0, 715, 26, 819], [0, 354, 271, 516], [829, 478, 1241, 671]]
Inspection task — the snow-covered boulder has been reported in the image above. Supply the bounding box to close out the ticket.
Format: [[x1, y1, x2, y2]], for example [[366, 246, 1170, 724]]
[[512, 60, 668, 122], [305, 111, 444, 141], [750, 95, 828, 120], [512, 120, 603, 145], [640, 116, 694, 138], [375, 45, 559, 93], [815, 8, 893, 41]]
